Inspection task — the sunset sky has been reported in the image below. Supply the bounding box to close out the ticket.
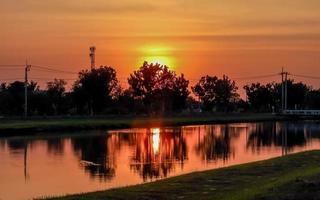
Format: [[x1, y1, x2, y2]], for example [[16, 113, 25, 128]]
[[1, 0, 320, 91]]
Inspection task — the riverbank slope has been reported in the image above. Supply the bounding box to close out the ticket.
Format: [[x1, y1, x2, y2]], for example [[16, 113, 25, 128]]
[[43, 150, 320, 200], [0, 113, 289, 135]]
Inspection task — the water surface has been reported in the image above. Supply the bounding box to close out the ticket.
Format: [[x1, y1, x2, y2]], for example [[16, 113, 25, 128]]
[[1, 121, 320, 200]]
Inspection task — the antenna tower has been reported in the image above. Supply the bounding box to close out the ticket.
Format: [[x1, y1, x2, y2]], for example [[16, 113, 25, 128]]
[[89, 46, 96, 69]]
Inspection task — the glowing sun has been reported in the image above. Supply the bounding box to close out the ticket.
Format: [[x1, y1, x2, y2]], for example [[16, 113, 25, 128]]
[[137, 45, 176, 70]]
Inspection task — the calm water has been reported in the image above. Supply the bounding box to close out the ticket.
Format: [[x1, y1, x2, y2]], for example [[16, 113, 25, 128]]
[[1, 121, 320, 200]]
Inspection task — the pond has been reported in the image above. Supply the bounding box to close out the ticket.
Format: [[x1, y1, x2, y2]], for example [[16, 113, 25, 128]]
[[1, 121, 320, 200]]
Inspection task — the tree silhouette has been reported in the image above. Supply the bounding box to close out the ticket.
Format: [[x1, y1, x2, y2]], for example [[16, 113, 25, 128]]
[[245, 80, 310, 111], [275, 80, 310, 110], [72, 66, 119, 115], [305, 90, 320, 109], [192, 75, 238, 111], [47, 79, 67, 115], [0, 83, 14, 115], [172, 74, 190, 112], [2, 66, 320, 116], [0, 81, 39, 115], [244, 83, 278, 112], [128, 62, 189, 114]]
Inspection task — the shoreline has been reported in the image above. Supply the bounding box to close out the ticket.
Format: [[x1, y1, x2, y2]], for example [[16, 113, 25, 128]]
[[0, 113, 295, 136], [42, 150, 320, 200]]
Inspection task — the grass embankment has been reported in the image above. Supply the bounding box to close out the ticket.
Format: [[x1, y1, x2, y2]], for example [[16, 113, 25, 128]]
[[43, 150, 320, 200], [0, 113, 286, 135]]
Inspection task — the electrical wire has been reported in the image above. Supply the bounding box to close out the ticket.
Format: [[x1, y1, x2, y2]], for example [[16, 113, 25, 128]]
[[291, 74, 320, 80], [2, 63, 320, 84], [0, 68, 25, 71], [32, 65, 78, 74], [233, 73, 279, 80], [29, 77, 77, 81], [0, 65, 24, 67], [0, 78, 24, 81]]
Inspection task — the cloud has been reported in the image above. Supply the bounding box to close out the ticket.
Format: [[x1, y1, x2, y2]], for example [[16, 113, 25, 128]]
[[228, 18, 320, 29], [89, 33, 320, 42], [1, 0, 159, 15]]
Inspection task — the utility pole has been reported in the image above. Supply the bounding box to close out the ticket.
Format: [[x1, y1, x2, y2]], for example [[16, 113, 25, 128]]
[[281, 68, 284, 112], [280, 68, 289, 112], [24, 61, 31, 118], [284, 71, 288, 110]]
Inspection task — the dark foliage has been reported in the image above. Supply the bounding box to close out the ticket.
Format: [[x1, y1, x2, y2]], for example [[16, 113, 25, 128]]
[[244, 83, 278, 112], [0, 63, 320, 116], [72, 66, 119, 115], [244, 80, 311, 112], [128, 62, 189, 114], [47, 79, 68, 115], [192, 75, 238, 112], [305, 90, 320, 109]]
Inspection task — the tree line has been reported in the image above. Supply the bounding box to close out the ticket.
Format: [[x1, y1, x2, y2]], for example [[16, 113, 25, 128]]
[[0, 61, 320, 116]]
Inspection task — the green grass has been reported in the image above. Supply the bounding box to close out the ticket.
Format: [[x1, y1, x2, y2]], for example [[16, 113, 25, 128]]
[[41, 150, 320, 200], [0, 113, 286, 135]]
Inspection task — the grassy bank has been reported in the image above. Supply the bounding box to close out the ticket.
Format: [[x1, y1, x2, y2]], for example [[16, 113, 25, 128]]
[[0, 113, 287, 135], [43, 150, 320, 200]]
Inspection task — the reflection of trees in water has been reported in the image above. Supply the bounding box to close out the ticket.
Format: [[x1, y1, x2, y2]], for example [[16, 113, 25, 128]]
[[7, 139, 27, 151], [6, 138, 66, 157], [5, 138, 32, 181], [246, 122, 278, 151], [0, 139, 5, 150], [46, 138, 64, 155], [71, 135, 118, 181], [130, 128, 188, 181], [246, 122, 308, 153], [300, 121, 320, 139], [6, 139, 33, 153], [195, 125, 239, 162], [285, 123, 308, 147]]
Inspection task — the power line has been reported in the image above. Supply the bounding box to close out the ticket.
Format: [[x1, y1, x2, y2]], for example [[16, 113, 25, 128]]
[[0, 64, 24, 67], [0, 64, 284, 81], [3, 63, 320, 83], [29, 77, 77, 81], [31, 68, 78, 74], [182, 73, 280, 83], [0, 68, 25, 70], [32, 65, 78, 74], [290, 74, 320, 80], [0, 64, 80, 75], [0, 66, 24, 70], [0, 78, 24, 81], [233, 73, 279, 80]]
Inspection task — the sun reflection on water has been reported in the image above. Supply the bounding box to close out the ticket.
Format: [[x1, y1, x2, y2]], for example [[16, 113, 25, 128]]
[[151, 128, 160, 154], [3, 122, 320, 200]]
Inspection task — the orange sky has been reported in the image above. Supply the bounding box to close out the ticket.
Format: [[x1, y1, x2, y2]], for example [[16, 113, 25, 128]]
[[1, 0, 320, 92]]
